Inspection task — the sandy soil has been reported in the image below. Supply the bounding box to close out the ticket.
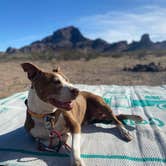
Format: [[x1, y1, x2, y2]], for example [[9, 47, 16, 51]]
[[0, 56, 166, 98]]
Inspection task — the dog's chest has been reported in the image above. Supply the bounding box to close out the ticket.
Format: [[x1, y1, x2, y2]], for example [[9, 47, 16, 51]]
[[30, 113, 66, 140], [27, 88, 67, 139]]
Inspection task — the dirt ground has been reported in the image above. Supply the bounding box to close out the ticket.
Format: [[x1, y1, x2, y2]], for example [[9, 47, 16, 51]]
[[0, 56, 166, 98]]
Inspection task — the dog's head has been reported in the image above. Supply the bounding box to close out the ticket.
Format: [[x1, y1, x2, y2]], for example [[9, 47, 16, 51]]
[[21, 62, 79, 110]]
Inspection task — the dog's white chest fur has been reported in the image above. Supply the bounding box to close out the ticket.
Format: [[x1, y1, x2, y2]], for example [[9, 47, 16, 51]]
[[30, 114, 65, 140], [27, 88, 66, 139]]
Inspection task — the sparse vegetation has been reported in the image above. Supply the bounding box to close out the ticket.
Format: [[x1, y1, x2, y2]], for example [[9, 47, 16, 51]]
[[0, 55, 166, 98], [1, 49, 166, 61]]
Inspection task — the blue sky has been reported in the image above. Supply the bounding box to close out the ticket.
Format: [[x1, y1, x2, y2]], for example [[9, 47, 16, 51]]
[[1, 0, 166, 51]]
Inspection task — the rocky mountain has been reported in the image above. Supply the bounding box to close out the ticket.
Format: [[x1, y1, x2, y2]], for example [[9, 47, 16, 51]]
[[5, 26, 166, 55], [127, 34, 153, 51]]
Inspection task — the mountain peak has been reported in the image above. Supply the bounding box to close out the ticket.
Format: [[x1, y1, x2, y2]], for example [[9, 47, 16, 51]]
[[55, 26, 79, 32], [52, 26, 86, 43], [140, 34, 152, 44]]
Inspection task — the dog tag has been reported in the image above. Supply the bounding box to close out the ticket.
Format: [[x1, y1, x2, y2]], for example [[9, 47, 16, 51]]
[[44, 115, 54, 130]]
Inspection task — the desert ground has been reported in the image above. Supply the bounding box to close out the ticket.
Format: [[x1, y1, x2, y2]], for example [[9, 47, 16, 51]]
[[0, 55, 166, 99]]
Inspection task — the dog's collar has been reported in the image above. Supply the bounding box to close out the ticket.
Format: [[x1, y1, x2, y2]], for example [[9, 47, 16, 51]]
[[27, 108, 48, 119], [25, 99, 57, 119]]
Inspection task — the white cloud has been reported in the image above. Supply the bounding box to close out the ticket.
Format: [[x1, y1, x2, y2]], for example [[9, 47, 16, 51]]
[[76, 6, 166, 43]]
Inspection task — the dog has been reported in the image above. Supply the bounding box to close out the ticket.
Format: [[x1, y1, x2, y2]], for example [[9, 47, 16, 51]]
[[21, 62, 143, 166]]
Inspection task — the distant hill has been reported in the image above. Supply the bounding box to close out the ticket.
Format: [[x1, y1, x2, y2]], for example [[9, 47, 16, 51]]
[[4, 26, 166, 59]]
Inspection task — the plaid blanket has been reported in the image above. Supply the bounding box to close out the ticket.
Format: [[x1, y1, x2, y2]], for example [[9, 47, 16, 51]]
[[0, 85, 166, 166]]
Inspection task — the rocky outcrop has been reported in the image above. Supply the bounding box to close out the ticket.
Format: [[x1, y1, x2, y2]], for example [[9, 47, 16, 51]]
[[104, 41, 128, 52], [124, 62, 166, 72], [6, 47, 18, 54], [127, 34, 153, 51]]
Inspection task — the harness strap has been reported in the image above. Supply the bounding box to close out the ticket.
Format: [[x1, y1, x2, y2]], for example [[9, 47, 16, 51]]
[[49, 130, 62, 148], [49, 130, 72, 152], [37, 129, 71, 152]]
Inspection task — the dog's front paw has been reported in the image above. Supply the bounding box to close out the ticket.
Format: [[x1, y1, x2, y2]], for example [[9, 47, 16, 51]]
[[71, 158, 85, 166], [118, 125, 133, 142]]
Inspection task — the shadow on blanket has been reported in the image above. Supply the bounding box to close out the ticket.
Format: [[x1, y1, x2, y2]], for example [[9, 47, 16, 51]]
[[0, 124, 135, 165], [82, 124, 135, 140], [0, 127, 69, 165]]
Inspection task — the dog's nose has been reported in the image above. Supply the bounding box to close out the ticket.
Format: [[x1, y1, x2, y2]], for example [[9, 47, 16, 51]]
[[71, 88, 79, 97]]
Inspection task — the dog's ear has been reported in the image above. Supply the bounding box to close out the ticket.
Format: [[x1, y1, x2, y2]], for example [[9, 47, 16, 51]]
[[21, 63, 41, 81], [52, 66, 60, 73]]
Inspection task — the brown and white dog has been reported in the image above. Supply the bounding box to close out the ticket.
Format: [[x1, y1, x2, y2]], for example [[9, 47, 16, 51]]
[[21, 63, 142, 166]]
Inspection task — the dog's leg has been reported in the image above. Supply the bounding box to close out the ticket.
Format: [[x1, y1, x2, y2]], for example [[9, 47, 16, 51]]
[[105, 111, 134, 142], [64, 112, 85, 166], [72, 133, 84, 166], [100, 105, 133, 141], [84, 93, 134, 141]]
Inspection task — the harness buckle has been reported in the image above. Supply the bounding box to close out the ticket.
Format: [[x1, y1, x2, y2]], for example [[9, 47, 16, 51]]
[[43, 115, 55, 130]]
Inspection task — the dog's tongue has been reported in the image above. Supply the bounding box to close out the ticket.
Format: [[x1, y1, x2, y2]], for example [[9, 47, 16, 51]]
[[49, 98, 73, 110]]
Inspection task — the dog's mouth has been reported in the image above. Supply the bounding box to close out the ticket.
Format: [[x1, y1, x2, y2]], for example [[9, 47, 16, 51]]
[[48, 98, 74, 110]]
